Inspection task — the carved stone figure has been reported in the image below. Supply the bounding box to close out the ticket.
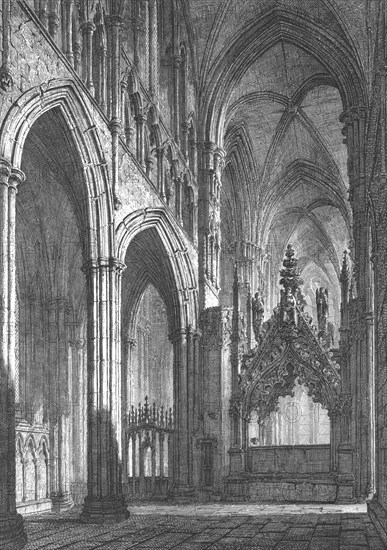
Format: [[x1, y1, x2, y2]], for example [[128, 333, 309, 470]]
[[316, 287, 329, 334], [252, 290, 264, 342], [281, 286, 296, 325], [326, 322, 335, 347]]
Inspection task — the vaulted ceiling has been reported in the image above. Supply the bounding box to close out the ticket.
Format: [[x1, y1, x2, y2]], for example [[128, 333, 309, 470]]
[[185, 0, 374, 321]]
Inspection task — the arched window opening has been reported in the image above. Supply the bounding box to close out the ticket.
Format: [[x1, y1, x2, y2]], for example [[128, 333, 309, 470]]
[[249, 379, 330, 447], [128, 284, 173, 408]]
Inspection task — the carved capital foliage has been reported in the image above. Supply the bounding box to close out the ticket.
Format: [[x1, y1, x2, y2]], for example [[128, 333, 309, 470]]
[[69, 338, 86, 350]]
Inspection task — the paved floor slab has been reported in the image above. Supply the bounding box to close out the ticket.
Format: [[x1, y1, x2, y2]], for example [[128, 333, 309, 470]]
[[22, 502, 385, 549]]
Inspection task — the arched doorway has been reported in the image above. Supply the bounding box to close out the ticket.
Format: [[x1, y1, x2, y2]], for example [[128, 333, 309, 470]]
[[1, 81, 128, 527], [117, 210, 199, 500], [16, 106, 87, 511], [123, 283, 173, 498]]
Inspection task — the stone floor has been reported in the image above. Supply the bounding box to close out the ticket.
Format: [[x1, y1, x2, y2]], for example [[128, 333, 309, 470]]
[[23, 503, 386, 550]]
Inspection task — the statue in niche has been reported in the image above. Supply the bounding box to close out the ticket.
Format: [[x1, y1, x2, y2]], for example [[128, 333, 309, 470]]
[[316, 287, 329, 334], [326, 322, 335, 347], [252, 290, 264, 342], [281, 286, 297, 325]]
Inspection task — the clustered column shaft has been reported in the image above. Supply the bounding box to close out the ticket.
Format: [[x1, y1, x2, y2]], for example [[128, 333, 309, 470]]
[[0, 159, 26, 549]]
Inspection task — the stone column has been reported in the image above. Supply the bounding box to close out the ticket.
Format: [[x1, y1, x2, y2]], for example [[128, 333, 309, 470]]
[[169, 328, 194, 500], [38, 0, 48, 29], [49, 299, 74, 512], [135, 113, 146, 169], [198, 142, 215, 308], [62, 0, 74, 65], [182, 122, 189, 161], [121, 335, 136, 498], [81, 258, 129, 524], [148, 0, 158, 99], [69, 338, 86, 500], [229, 269, 245, 474], [341, 106, 370, 500], [156, 147, 165, 199], [0, 0, 14, 91], [367, 173, 387, 528], [336, 394, 355, 503], [81, 21, 96, 96], [190, 132, 198, 179], [48, 0, 60, 41], [0, 159, 26, 548], [174, 175, 183, 224], [173, 55, 181, 145], [96, 29, 107, 112]]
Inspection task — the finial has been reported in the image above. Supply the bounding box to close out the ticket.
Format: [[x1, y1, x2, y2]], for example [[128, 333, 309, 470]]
[[340, 250, 350, 284], [279, 243, 303, 294]]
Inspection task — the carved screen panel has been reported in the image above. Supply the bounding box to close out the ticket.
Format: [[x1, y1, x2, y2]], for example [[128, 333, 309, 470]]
[[249, 381, 330, 446]]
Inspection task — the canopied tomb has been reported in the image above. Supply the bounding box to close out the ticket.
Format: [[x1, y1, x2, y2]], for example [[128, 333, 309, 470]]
[[225, 245, 354, 503]]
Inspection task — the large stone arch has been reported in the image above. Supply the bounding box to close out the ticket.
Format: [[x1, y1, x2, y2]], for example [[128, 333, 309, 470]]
[[117, 207, 199, 497], [0, 79, 131, 527], [117, 207, 198, 331], [0, 78, 114, 259]]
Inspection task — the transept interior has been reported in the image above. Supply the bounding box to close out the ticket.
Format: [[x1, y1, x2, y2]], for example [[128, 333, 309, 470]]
[[1, 0, 387, 548]]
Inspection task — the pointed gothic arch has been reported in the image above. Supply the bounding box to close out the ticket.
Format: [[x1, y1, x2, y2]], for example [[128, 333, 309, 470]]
[[200, 8, 367, 145], [117, 207, 199, 497], [0, 78, 115, 259], [117, 207, 198, 331]]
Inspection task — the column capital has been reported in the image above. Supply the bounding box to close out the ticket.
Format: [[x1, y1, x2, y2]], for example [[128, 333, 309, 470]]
[[108, 118, 121, 134], [69, 338, 86, 350], [82, 259, 98, 275], [80, 20, 96, 33], [203, 141, 217, 154], [340, 105, 367, 125], [168, 327, 187, 343], [0, 158, 12, 184], [0, 160, 25, 189], [82, 257, 126, 275], [155, 146, 165, 159], [125, 337, 137, 348], [135, 113, 147, 125], [105, 14, 123, 27], [193, 328, 202, 340], [9, 168, 26, 189], [173, 55, 182, 69]]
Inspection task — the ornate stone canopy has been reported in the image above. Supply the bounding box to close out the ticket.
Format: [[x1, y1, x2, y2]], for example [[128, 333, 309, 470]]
[[239, 245, 341, 423]]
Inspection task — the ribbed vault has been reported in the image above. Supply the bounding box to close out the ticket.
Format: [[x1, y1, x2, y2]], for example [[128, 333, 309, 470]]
[[122, 228, 184, 335], [214, 5, 358, 319]]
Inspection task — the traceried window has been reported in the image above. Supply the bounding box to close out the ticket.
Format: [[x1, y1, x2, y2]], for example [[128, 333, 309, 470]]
[[249, 380, 330, 447]]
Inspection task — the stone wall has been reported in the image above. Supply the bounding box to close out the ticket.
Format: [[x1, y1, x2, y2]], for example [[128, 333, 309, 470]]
[[247, 445, 331, 475]]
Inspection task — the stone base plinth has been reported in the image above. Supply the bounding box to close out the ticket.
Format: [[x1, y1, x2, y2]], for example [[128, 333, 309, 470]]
[[0, 512, 27, 549], [225, 475, 338, 503], [80, 496, 129, 524], [335, 475, 355, 503], [51, 492, 74, 512]]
